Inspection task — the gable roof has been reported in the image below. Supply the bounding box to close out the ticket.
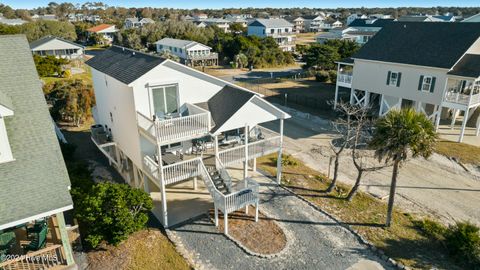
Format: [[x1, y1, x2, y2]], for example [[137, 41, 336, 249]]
[[29, 35, 84, 50], [206, 85, 255, 133], [87, 24, 115, 33], [0, 35, 73, 229], [249, 18, 293, 28], [348, 18, 394, 27], [448, 54, 480, 78], [353, 22, 480, 69], [463, 13, 480, 22], [155, 38, 211, 50], [85, 46, 166, 85]]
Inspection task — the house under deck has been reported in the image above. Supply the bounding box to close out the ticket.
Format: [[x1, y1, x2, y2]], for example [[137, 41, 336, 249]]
[[91, 87, 289, 231], [334, 57, 480, 143]]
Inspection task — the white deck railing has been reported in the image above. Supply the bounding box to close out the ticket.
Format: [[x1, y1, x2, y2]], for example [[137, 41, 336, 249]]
[[143, 155, 159, 180], [136, 108, 211, 144], [337, 73, 352, 84], [218, 145, 246, 166], [444, 91, 480, 106], [248, 136, 281, 159], [163, 158, 202, 185], [0, 244, 67, 270]]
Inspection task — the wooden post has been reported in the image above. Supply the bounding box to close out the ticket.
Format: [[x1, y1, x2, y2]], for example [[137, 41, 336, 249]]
[[243, 124, 249, 181], [334, 64, 340, 110], [56, 212, 75, 266], [224, 212, 228, 235], [451, 109, 457, 129], [459, 108, 470, 143], [364, 90, 369, 107], [214, 135, 219, 167], [435, 106, 442, 132], [193, 176, 197, 190], [276, 119, 284, 184], [255, 202, 259, 222]]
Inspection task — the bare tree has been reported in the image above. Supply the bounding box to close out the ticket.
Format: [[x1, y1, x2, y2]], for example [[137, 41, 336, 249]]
[[346, 107, 390, 201], [325, 101, 363, 193]]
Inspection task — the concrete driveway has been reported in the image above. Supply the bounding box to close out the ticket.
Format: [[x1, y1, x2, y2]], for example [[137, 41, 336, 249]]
[[262, 104, 480, 225]]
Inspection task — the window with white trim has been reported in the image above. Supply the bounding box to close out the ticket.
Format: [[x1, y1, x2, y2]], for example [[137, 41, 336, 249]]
[[388, 72, 399, 86], [421, 76, 433, 92]]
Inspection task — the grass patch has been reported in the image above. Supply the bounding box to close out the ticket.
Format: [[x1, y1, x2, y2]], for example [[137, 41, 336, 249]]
[[257, 153, 461, 270], [86, 229, 191, 270], [41, 67, 92, 85], [435, 140, 480, 165]]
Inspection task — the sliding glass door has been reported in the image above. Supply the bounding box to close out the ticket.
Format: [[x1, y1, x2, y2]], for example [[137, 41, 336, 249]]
[[151, 84, 178, 117]]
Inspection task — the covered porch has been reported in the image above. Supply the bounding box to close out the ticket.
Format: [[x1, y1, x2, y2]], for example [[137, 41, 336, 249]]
[[0, 212, 76, 270]]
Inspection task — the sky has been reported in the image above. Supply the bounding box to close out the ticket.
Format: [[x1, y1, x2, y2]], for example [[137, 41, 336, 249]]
[[3, 0, 479, 9]]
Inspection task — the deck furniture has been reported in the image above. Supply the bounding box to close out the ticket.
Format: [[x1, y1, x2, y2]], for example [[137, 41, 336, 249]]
[[23, 226, 48, 252]]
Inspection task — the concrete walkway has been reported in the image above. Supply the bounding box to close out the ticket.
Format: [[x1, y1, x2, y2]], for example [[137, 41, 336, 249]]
[[169, 170, 392, 270]]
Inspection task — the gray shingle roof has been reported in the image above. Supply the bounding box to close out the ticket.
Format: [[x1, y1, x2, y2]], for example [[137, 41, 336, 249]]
[[0, 35, 73, 228], [155, 38, 197, 49], [29, 35, 84, 50], [448, 54, 480, 78], [353, 22, 480, 69], [206, 85, 255, 133], [0, 89, 13, 110], [348, 18, 394, 27], [85, 46, 166, 85], [249, 18, 293, 28]]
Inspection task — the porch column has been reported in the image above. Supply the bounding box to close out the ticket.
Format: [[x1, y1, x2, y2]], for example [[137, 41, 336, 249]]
[[276, 118, 284, 184], [379, 94, 384, 116], [244, 125, 249, 181], [155, 132, 168, 228], [364, 91, 369, 107], [435, 106, 442, 132], [349, 88, 355, 105], [56, 212, 75, 266], [459, 108, 470, 143], [214, 135, 219, 165], [252, 158, 257, 172], [451, 109, 457, 129], [334, 64, 340, 109]]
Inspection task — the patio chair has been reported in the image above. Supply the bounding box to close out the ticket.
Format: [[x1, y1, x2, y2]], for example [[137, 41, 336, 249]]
[[22, 225, 48, 252]]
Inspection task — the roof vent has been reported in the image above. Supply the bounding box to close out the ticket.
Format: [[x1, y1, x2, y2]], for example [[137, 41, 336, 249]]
[[404, 24, 407, 28], [122, 47, 125, 51], [132, 52, 135, 56]]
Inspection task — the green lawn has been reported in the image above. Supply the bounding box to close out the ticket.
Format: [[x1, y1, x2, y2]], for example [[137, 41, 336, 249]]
[[41, 65, 92, 85], [435, 140, 480, 165], [258, 154, 461, 270]]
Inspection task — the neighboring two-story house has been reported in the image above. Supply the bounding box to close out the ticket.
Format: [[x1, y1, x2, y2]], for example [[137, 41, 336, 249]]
[[247, 18, 295, 52], [0, 35, 76, 269], [155, 38, 218, 67], [334, 22, 480, 142], [124, 17, 154, 29], [85, 46, 290, 232], [87, 24, 118, 44], [30, 36, 85, 59]]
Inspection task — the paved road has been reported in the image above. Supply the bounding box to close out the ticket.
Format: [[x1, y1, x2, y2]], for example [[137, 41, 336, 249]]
[[262, 104, 480, 225], [170, 177, 392, 270], [218, 67, 303, 83]]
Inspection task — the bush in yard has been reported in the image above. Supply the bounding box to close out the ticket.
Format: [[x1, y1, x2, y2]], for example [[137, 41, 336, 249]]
[[328, 70, 337, 83], [315, 71, 330, 82], [273, 154, 298, 166], [33, 55, 69, 77], [415, 219, 447, 240], [445, 221, 480, 267], [73, 182, 153, 248]]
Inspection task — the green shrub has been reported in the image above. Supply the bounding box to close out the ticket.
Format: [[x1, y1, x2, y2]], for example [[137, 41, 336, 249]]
[[315, 71, 330, 82], [328, 70, 337, 83], [445, 221, 480, 267], [273, 154, 298, 166], [73, 182, 153, 248], [415, 219, 447, 240]]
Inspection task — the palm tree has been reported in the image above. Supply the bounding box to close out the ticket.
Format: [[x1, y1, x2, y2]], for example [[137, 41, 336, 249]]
[[370, 108, 437, 227]]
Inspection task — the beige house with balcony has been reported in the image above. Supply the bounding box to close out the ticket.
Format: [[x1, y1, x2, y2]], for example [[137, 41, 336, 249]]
[[247, 19, 296, 52], [335, 22, 480, 142], [85, 46, 290, 233]]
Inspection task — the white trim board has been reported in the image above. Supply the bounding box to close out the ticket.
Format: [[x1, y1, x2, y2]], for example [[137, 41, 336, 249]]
[[0, 205, 73, 231]]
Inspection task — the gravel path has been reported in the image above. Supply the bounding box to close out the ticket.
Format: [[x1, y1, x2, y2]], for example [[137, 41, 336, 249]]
[[170, 180, 392, 270]]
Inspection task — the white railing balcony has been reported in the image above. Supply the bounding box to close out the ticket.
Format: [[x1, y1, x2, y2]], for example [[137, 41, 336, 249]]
[[137, 103, 211, 145], [266, 32, 295, 38], [187, 52, 218, 60], [444, 91, 480, 106], [337, 73, 352, 85]]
